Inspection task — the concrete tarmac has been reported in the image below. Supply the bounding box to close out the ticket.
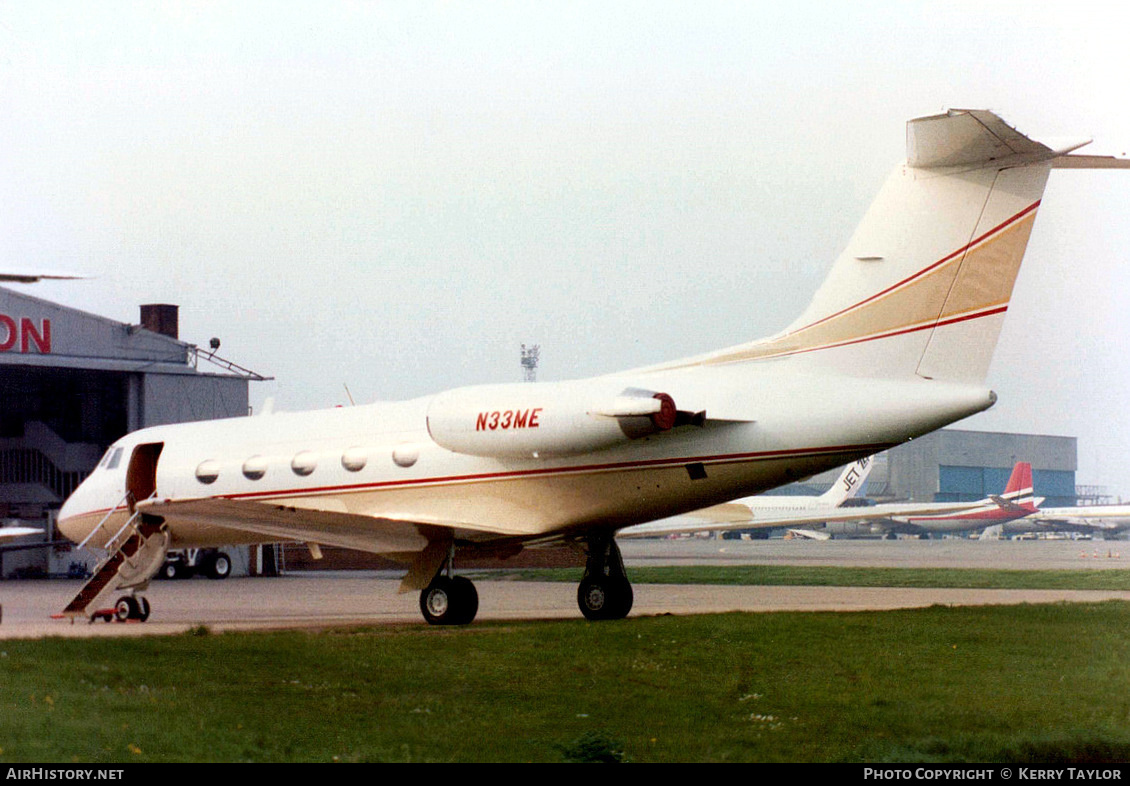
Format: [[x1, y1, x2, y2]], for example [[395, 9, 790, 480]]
[[1, 537, 1126, 639]]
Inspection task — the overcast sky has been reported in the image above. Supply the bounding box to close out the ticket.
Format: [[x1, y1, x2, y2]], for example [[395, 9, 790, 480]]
[[2, 2, 1130, 494]]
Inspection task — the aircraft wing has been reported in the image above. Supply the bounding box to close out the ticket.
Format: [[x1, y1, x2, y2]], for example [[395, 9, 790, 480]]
[[0, 527, 53, 555], [0, 269, 85, 283], [1020, 507, 1130, 531], [618, 500, 987, 538], [137, 496, 573, 590], [675, 502, 758, 525], [989, 495, 1022, 511], [0, 527, 42, 540], [139, 497, 545, 551]]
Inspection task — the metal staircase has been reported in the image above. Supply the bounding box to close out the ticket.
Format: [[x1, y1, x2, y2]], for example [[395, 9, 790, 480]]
[[58, 494, 169, 622]]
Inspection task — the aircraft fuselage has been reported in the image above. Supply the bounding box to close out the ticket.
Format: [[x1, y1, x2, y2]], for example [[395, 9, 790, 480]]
[[58, 365, 995, 555]]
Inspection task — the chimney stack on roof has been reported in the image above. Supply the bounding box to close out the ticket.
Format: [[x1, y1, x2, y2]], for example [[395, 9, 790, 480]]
[[140, 304, 179, 339]]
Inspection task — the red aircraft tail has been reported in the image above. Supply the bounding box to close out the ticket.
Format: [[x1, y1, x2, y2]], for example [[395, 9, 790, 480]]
[[1004, 462, 1033, 496]]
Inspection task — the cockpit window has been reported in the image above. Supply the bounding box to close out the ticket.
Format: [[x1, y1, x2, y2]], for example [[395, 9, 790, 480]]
[[102, 447, 124, 470]]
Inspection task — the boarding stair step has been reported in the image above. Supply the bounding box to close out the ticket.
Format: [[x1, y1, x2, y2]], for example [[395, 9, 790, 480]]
[[60, 514, 168, 620]]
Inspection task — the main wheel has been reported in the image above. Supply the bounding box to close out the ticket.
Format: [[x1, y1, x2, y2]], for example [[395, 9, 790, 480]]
[[577, 577, 633, 621], [419, 576, 479, 625], [449, 576, 478, 625]]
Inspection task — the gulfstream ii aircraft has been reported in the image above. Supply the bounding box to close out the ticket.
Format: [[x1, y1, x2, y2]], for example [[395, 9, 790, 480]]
[[56, 109, 1129, 625]]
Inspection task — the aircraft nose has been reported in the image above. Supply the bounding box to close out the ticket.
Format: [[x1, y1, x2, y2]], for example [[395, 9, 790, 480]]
[[56, 493, 90, 544]]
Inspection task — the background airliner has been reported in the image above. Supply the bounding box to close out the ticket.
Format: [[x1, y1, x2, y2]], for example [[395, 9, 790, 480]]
[[619, 457, 873, 538], [621, 461, 1039, 540], [56, 109, 1130, 625]]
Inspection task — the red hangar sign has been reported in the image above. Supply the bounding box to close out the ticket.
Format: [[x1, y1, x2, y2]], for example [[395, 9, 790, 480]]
[[0, 315, 51, 353]]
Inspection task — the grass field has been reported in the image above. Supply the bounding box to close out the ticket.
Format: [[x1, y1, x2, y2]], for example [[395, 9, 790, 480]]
[[4, 597, 1130, 762]]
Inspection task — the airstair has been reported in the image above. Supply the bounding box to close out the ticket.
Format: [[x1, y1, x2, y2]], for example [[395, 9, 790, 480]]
[[58, 493, 169, 622]]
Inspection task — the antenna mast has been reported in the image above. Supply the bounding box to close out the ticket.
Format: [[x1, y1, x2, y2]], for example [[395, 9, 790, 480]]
[[520, 344, 540, 383]]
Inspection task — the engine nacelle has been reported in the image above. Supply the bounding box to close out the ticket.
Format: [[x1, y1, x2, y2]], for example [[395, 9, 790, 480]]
[[426, 383, 680, 458]]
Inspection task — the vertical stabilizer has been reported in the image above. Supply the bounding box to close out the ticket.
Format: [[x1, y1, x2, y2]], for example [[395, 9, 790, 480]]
[[775, 110, 1055, 383], [1001, 461, 1034, 499], [818, 457, 873, 506], [677, 110, 1128, 386], [986, 461, 1039, 513]]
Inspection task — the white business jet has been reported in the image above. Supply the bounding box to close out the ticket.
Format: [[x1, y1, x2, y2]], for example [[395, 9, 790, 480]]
[[56, 109, 1130, 625]]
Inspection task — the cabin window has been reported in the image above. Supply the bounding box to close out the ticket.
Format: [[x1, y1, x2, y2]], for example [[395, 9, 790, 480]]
[[291, 451, 318, 476], [242, 456, 267, 481], [392, 445, 419, 468], [195, 460, 220, 484], [342, 447, 367, 472]]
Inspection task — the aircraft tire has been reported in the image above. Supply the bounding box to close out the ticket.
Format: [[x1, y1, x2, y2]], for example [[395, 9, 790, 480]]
[[577, 577, 633, 621], [449, 576, 479, 624], [114, 596, 140, 622], [420, 576, 478, 625], [204, 551, 232, 580], [137, 596, 151, 622]]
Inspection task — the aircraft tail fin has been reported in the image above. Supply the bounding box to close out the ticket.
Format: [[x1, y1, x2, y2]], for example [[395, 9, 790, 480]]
[[818, 457, 873, 506], [1002, 460, 1033, 498], [681, 110, 1128, 386], [987, 461, 1039, 512]]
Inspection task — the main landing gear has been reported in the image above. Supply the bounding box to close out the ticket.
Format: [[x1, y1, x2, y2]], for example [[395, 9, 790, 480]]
[[577, 533, 634, 621], [414, 534, 635, 625], [419, 547, 479, 625]]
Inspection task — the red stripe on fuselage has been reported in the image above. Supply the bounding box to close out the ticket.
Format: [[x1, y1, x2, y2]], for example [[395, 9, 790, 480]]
[[61, 441, 898, 520], [219, 441, 895, 502]]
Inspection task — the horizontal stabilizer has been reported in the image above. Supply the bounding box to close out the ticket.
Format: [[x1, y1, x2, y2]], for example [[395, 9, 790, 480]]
[[990, 494, 1044, 512], [1051, 154, 1130, 169], [908, 109, 1055, 168], [908, 109, 1130, 171]]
